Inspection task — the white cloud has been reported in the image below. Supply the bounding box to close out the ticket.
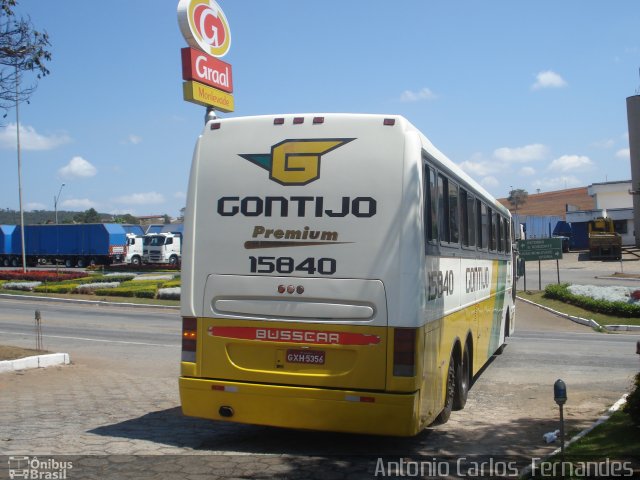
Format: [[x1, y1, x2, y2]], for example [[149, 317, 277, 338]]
[[0, 123, 71, 151], [481, 176, 499, 188], [519, 166, 536, 176], [61, 198, 97, 209], [531, 70, 567, 90], [127, 134, 142, 145], [458, 159, 498, 177], [532, 176, 581, 190], [113, 192, 165, 205], [548, 155, 594, 172], [493, 144, 548, 163], [59, 156, 97, 179], [400, 87, 437, 102], [25, 202, 47, 211], [616, 148, 630, 160]]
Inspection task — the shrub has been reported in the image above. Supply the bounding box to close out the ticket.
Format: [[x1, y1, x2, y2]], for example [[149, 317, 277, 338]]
[[161, 279, 181, 289], [543, 283, 640, 318], [34, 284, 78, 294], [624, 373, 640, 426]]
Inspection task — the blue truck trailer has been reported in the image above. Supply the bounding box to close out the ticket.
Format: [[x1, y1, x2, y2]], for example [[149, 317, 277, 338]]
[[0, 224, 128, 268]]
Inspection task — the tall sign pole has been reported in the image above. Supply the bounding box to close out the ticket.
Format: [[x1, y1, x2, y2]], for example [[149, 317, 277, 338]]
[[177, 0, 235, 119]]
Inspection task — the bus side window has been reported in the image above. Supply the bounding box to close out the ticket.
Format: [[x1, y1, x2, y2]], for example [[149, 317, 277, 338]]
[[478, 201, 488, 250], [424, 164, 438, 244], [506, 217, 512, 253], [488, 208, 495, 251], [460, 189, 468, 246], [438, 174, 449, 243], [448, 181, 459, 244], [497, 215, 503, 253], [461, 190, 475, 248]]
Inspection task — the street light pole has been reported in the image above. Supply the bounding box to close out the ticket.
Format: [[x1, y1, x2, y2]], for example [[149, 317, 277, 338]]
[[54, 183, 65, 224], [15, 61, 27, 272]]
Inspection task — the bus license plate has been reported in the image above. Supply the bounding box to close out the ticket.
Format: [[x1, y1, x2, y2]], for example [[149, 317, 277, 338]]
[[286, 349, 325, 365]]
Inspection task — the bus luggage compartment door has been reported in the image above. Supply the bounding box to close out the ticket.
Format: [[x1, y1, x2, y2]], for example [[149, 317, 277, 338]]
[[199, 275, 388, 391]]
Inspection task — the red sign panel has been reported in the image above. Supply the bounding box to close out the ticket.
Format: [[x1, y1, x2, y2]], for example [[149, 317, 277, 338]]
[[181, 47, 233, 93], [208, 326, 381, 346]]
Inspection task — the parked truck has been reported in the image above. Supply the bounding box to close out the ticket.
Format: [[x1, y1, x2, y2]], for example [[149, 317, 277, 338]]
[[588, 217, 622, 260], [0, 223, 129, 267], [143, 232, 182, 266], [125, 233, 145, 266]]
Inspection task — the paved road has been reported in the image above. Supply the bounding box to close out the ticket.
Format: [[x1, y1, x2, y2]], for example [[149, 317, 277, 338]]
[[516, 251, 640, 290], [0, 297, 638, 479]]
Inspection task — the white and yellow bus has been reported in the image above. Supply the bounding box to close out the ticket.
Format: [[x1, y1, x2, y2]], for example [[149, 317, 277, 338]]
[[179, 113, 515, 436]]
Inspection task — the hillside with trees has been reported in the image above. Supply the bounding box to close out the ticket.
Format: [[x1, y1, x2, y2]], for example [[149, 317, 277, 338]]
[[0, 208, 141, 225]]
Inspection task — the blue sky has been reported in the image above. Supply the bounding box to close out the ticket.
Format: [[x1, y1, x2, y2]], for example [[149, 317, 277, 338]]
[[0, 1, 638, 218]]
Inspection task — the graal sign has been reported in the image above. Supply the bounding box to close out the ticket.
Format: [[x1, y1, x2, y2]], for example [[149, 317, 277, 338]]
[[177, 0, 231, 58], [181, 47, 233, 93]]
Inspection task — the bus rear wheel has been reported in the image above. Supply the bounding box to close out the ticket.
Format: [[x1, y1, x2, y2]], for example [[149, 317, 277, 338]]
[[453, 347, 470, 411], [434, 357, 455, 425]]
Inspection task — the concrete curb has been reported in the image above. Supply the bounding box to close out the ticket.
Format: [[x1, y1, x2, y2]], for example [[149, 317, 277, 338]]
[[0, 293, 179, 310], [516, 296, 640, 332], [0, 352, 70, 373], [520, 394, 628, 478]]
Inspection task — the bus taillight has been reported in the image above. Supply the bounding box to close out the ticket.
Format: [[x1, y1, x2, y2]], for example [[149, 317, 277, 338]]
[[182, 317, 197, 362], [393, 328, 416, 377]]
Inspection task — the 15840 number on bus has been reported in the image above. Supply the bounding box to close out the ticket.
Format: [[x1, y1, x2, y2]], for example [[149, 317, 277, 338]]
[[249, 256, 336, 275]]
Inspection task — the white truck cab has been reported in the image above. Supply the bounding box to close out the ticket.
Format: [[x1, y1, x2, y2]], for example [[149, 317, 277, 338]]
[[143, 232, 182, 265], [125, 233, 144, 266]]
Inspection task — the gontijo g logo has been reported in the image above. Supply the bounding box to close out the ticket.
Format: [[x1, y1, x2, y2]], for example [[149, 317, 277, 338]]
[[240, 139, 355, 186], [177, 0, 231, 58]]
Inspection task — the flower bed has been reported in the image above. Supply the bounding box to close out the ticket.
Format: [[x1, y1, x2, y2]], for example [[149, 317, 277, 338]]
[[2, 281, 42, 291], [544, 283, 640, 318], [75, 282, 121, 293], [158, 287, 180, 300], [0, 270, 88, 282]]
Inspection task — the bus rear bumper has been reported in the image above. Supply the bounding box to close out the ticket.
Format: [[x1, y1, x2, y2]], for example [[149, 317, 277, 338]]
[[179, 376, 420, 437]]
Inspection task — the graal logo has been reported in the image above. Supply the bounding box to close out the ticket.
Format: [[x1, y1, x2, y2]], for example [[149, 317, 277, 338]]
[[8, 456, 73, 479]]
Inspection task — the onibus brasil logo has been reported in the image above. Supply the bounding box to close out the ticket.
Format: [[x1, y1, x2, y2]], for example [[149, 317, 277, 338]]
[[240, 139, 354, 186]]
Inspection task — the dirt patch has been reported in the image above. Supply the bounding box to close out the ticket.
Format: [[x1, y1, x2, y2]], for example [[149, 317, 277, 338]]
[[0, 345, 48, 361]]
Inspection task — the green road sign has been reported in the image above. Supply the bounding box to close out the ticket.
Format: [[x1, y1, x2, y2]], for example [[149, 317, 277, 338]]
[[518, 238, 563, 261]]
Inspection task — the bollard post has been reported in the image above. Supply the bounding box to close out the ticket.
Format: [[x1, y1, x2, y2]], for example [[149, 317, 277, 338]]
[[554, 379, 567, 455], [34, 310, 43, 352]]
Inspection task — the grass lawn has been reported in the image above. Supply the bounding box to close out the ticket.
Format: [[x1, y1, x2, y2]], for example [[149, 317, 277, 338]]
[[517, 290, 640, 327], [0, 288, 179, 307], [0, 345, 49, 361], [532, 411, 640, 479]]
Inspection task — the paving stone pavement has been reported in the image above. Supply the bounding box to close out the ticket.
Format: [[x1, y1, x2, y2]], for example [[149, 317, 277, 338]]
[[0, 361, 391, 479]]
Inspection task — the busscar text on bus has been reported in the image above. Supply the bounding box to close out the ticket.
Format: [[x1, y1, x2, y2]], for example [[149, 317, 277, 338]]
[[179, 114, 516, 436]]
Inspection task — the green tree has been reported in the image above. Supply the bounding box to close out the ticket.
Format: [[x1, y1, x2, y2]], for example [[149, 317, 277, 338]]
[[113, 213, 139, 224], [507, 188, 528, 213], [0, 0, 52, 117], [73, 208, 101, 224]]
